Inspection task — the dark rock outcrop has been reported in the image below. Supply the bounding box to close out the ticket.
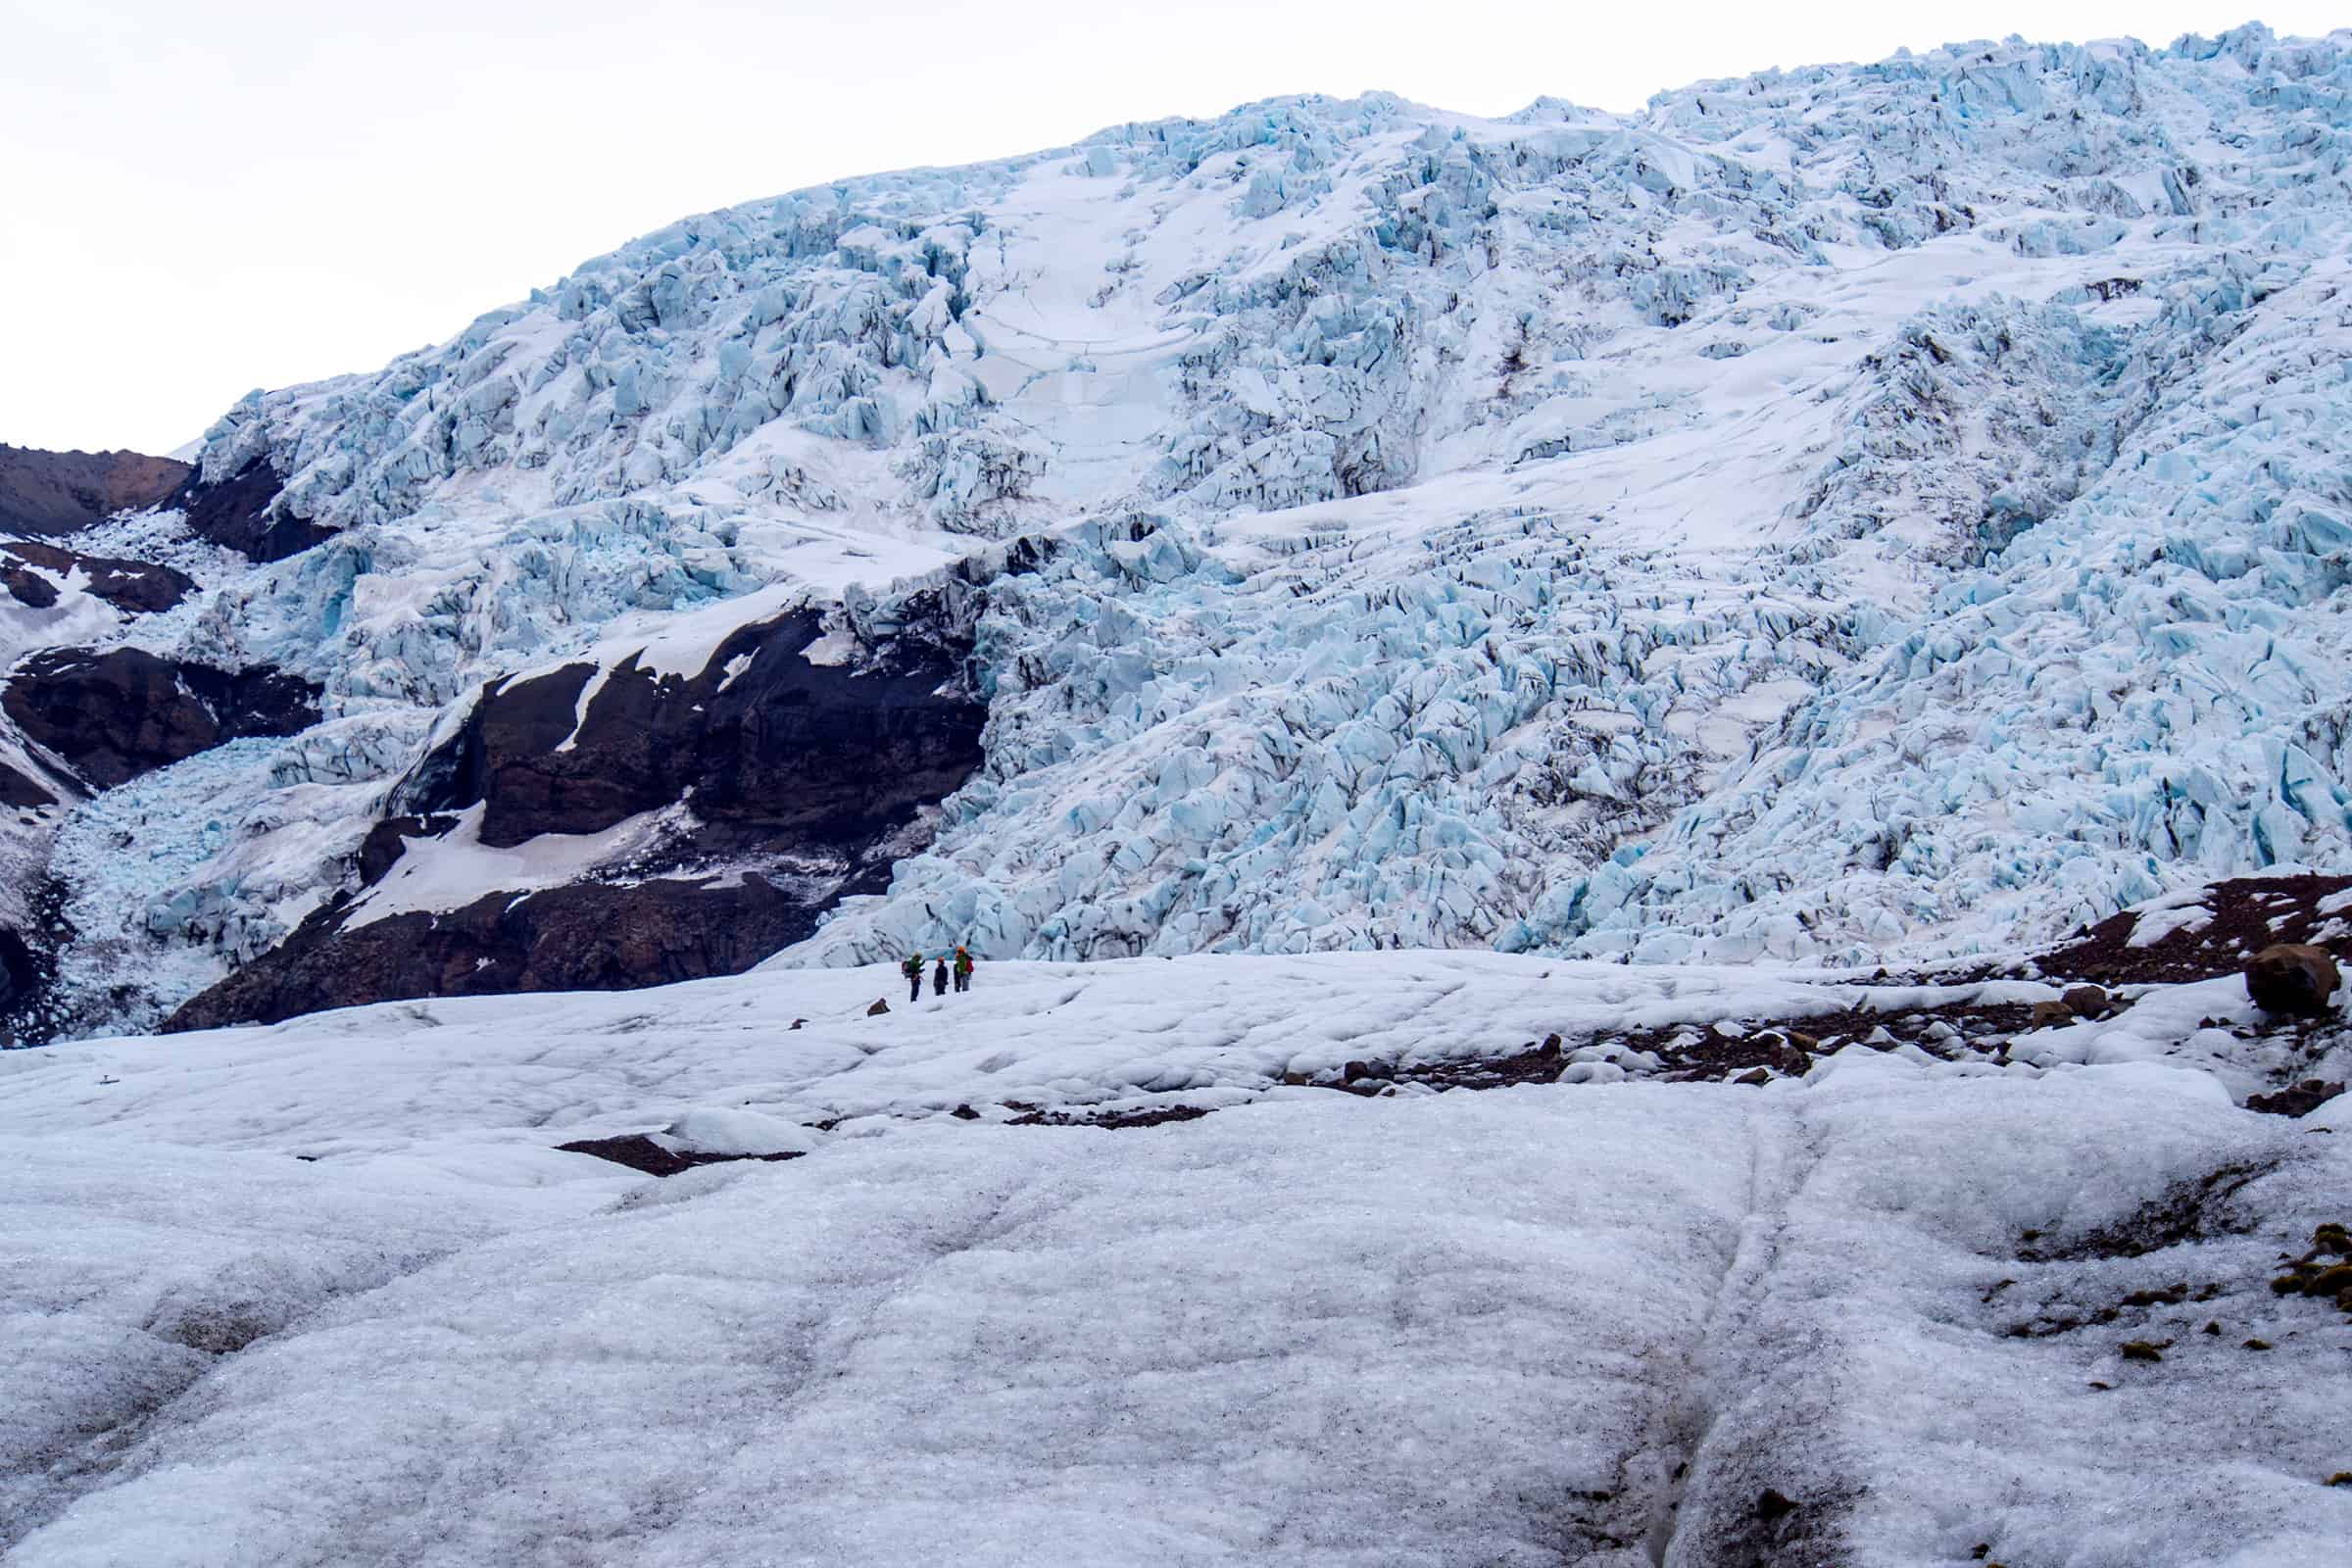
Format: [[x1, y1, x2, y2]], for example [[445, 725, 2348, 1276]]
[[356, 813, 461, 887], [1, 541, 195, 615], [2061, 983, 2110, 1018], [555, 1133, 805, 1178], [165, 873, 828, 1031], [2247, 1079, 2346, 1118], [167, 602, 990, 1029], [0, 445, 190, 536], [412, 606, 985, 856], [0, 760, 56, 808], [3, 562, 57, 609], [2244, 943, 2341, 1016], [0, 926, 37, 1012], [170, 457, 334, 562], [1, 649, 322, 791]]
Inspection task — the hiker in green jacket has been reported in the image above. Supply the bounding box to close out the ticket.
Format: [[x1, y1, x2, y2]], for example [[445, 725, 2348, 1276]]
[[901, 954, 923, 1004], [953, 946, 975, 993]]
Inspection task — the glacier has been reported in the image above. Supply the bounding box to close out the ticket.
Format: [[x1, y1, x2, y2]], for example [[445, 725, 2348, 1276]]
[[12, 26, 2352, 1560], [4, 953, 2348, 1562], [7, 24, 2352, 1032]]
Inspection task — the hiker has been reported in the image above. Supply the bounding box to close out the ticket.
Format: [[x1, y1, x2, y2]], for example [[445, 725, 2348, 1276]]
[[954, 945, 974, 993], [933, 956, 950, 997], [901, 953, 922, 1004]]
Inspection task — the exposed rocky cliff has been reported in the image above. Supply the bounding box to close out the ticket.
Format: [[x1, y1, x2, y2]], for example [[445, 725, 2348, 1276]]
[[165, 602, 987, 1028], [1, 541, 193, 615], [170, 457, 335, 562], [2, 650, 321, 793], [165, 874, 838, 1030], [0, 445, 189, 537]]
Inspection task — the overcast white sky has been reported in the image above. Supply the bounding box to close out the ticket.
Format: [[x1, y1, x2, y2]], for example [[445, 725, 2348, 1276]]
[[0, 3, 2336, 455]]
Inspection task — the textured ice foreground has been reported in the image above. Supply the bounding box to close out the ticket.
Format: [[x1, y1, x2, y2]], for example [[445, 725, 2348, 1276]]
[[4, 954, 2347, 1564], [30, 25, 2352, 1039]]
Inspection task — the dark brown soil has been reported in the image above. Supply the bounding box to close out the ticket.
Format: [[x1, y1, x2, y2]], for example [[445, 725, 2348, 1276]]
[[2036, 875, 2352, 987], [556, 1133, 807, 1178]]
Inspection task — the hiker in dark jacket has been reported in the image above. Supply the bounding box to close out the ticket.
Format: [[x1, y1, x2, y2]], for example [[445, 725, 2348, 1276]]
[[954, 946, 974, 993], [902, 954, 922, 1004], [933, 956, 950, 997]]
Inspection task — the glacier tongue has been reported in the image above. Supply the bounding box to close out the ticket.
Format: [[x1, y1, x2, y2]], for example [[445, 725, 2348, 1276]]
[[15, 26, 2352, 1032]]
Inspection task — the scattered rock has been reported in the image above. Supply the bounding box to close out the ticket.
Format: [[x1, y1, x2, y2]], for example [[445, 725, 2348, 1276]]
[[2029, 1000, 2077, 1028], [950, 1104, 982, 1121], [2119, 1340, 2168, 1362], [1734, 1066, 1772, 1086], [866, 1000, 890, 1016], [2247, 1080, 2345, 1118], [1754, 1488, 1797, 1522], [2303, 1263, 2352, 1298], [2121, 1283, 2188, 1307], [2062, 984, 2110, 1017], [2243, 1338, 2272, 1350], [557, 1133, 804, 1179], [167, 875, 833, 1032], [2244, 943, 2340, 1016], [171, 454, 336, 561]]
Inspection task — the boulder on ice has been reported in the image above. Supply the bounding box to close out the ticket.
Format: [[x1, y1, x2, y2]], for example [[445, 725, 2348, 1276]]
[[2244, 943, 2340, 1017]]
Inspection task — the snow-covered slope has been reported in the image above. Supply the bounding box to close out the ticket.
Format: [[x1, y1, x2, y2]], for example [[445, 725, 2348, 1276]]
[[13, 24, 2352, 1038], [5, 955, 2348, 1562]]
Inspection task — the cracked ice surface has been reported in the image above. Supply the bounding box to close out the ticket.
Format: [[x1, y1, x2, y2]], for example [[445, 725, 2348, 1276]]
[[2, 955, 2345, 1563], [33, 25, 2352, 1029]]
